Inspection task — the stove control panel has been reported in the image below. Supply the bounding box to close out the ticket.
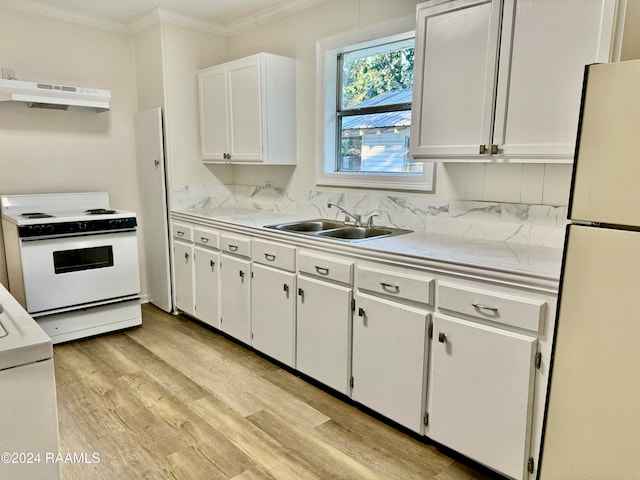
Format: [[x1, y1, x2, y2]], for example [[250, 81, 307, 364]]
[[18, 217, 137, 238]]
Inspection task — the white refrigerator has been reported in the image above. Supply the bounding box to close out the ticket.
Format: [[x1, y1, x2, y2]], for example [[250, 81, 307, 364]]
[[540, 60, 640, 478]]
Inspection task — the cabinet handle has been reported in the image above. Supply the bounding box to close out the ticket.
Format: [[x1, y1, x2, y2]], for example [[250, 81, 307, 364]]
[[154, 159, 160, 167], [380, 282, 399, 292], [228, 244, 238, 252], [184, 252, 189, 262], [264, 253, 276, 261], [283, 284, 289, 297], [438, 332, 447, 343], [239, 270, 245, 281], [209, 260, 215, 269], [177, 231, 185, 237], [471, 302, 499, 313], [315, 266, 329, 275], [490, 144, 499, 155], [200, 237, 209, 243], [358, 307, 365, 317], [479, 144, 487, 154], [298, 288, 304, 301]]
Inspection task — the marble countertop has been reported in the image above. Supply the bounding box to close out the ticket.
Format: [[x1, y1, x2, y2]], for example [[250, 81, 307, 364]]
[[172, 207, 564, 285]]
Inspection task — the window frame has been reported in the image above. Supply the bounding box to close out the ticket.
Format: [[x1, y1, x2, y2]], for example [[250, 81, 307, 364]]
[[315, 16, 435, 192]]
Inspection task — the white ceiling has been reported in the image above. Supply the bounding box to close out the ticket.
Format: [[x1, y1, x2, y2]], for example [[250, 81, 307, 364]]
[[0, 0, 328, 33]]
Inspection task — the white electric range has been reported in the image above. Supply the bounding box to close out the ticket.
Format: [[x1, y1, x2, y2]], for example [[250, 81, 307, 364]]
[[1, 192, 142, 343]]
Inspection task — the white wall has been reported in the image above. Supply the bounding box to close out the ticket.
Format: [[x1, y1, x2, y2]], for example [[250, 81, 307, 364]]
[[0, 6, 143, 289], [160, 22, 233, 189]]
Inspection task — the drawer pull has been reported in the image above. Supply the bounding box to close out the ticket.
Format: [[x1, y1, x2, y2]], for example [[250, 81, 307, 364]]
[[264, 253, 276, 261], [200, 237, 209, 243], [315, 266, 329, 275], [177, 231, 185, 237], [239, 270, 245, 280], [380, 282, 399, 292], [438, 332, 447, 343], [209, 260, 215, 269], [228, 244, 238, 252], [471, 302, 499, 313]]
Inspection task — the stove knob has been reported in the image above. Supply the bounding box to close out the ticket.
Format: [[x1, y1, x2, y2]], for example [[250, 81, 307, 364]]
[[45, 224, 55, 233], [78, 222, 88, 230]]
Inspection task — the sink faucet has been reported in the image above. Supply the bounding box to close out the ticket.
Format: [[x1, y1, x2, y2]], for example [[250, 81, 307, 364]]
[[327, 202, 361, 226]]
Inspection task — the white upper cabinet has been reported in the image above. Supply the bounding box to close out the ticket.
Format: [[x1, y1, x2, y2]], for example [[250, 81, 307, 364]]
[[410, 0, 619, 162], [198, 53, 297, 165]]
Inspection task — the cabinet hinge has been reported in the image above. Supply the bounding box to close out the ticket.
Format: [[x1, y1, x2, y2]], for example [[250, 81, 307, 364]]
[[351, 298, 356, 311], [349, 376, 354, 388], [535, 351, 542, 370], [527, 457, 534, 474], [423, 412, 429, 426], [428, 318, 433, 339]]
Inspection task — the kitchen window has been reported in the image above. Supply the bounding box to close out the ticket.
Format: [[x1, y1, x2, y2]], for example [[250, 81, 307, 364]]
[[316, 18, 434, 191]]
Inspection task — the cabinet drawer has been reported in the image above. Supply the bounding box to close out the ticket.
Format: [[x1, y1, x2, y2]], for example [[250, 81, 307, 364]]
[[172, 221, 193, 242], [438, 282, 545, 333], [356, 265, 434, 306], [194, 226, 220, 249], [252, 239, 295, 272], [298, 251, 353, 285], [220, 233, 251, 258]]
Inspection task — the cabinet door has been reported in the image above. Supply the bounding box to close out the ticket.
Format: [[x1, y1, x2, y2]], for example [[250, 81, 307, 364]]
[[429, 315, 536, 480], [194, 246, 220, 329], [173, 240, 195, 316], [199, 66, 229, 161], [352, 292, 429, 433], [227, 57, 263, 162], [493, 0, 618, 159], [296, 276, 352, 395], [251, 264, 296, 367], [410, 0, 502, 158], [220, 254, 251, 344]]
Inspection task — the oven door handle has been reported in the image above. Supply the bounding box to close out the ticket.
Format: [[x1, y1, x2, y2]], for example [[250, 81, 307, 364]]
[[20, 228, 137, 242]]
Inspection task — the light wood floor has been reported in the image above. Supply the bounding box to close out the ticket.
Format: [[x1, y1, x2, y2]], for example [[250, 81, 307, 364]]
[[54, 304, 496, 480]]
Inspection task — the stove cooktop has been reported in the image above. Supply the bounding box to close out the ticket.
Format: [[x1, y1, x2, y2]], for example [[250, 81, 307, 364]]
[[1, 193, 135, 226]]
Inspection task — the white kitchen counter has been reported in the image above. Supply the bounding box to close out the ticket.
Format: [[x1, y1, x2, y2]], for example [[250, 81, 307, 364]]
[[171, 207, 563, 292]]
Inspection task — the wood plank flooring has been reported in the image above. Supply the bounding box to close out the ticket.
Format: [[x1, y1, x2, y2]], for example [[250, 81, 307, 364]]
[[54, 304, 497, 480]]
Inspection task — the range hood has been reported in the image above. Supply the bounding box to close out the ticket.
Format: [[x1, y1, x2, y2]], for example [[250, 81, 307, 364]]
[[0, 79, 110, 112]]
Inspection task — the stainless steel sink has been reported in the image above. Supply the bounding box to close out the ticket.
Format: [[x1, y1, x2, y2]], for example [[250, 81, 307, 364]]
[[317, 226, 396, 240], [264, 219, 412, 242], [267, 219, 344, 232]]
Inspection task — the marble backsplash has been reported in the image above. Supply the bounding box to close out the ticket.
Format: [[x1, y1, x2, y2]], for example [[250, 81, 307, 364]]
[[171, 184, 568, 248]]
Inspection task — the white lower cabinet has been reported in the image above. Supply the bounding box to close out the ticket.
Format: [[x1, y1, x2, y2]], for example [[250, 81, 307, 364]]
[[429, 314, 537, 480], [194, 245, 220, 328], [251, 263, 296, 367], [352, 291, 429, 433], [296, 275, 352, 395], [173, 240, 195, 316], [220, 254, 252, 344]]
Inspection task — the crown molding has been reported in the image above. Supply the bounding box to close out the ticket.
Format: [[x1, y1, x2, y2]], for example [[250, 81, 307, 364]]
[[225, 0, 328, 36], [130, 7, 227, 35], [1, 0, 330, 37], [0, 0, 129, 33]]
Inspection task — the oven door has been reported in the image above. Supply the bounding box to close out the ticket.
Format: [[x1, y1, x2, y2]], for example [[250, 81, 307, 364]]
[[19, 231, 140, 314]]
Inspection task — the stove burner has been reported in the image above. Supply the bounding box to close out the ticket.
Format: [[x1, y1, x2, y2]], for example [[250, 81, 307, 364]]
[[21, 212, 54, 219], [85, 208, 117, 215]]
